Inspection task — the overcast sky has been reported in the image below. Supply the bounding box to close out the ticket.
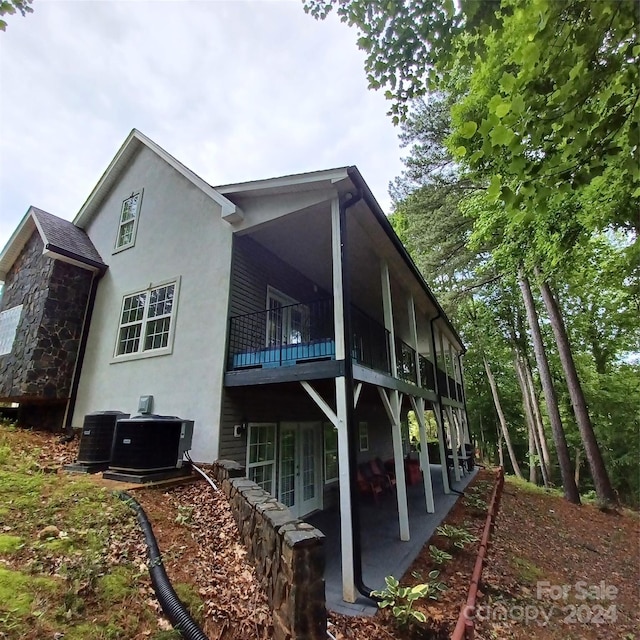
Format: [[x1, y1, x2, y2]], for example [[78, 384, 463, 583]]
[[0, 0, 407, 251]]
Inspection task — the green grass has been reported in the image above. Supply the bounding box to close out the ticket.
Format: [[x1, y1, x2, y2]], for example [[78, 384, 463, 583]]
[[0, 534, 23, 553], [511, 556, 543, 583], [506, 475, 563, 498], [0, 423, 167, 638]]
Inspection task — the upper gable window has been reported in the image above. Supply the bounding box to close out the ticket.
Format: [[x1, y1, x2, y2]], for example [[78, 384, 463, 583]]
[[115, 190, 143, 251]]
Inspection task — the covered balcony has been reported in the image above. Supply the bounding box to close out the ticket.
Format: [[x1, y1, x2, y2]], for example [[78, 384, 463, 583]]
[[226, 297, 456, 398]]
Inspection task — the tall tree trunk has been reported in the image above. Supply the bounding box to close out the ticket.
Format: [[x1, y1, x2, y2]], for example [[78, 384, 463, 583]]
[[528, 422, 537, 484], [523, 357, 552, 478], [575, 447, 582, 489], [497, 430, 505, 468], [483, 356, 523, 478], [538, 276, 617, 505], [518, 273, 580, 504], [515, 354, 550, 487]]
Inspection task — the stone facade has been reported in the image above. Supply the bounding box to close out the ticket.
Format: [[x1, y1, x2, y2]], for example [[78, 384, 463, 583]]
[[0, 231, 93, 419], [211, 460, 327, 640]]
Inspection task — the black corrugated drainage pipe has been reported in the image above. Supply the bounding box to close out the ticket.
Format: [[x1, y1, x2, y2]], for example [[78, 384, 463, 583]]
[[338, 190, 380, 603], [117, 491, 209, 640]]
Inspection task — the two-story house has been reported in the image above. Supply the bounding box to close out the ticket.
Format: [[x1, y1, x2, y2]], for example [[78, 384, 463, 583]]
[[0, 130, 471, 603]]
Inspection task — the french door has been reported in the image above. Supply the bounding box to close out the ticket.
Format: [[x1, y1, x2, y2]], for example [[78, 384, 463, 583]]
[[278, 422, 322, 518], [266, 287, 309, 347]]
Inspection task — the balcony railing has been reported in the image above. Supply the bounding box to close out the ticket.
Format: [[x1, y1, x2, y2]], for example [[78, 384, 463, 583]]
[[419, 354, 436, 391], [227, 299, 392, 374], [351, 307, 391, 374], [227, 299, 460, 398], [395, 338, 417, 385]]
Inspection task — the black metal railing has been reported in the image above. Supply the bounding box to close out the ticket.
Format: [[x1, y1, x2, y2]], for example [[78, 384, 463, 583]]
[[227, 298, 460, 397], [351, 307, 392, 374], [395, 338, 417, 385], [419, 354, 436, 391], [227, 299, 392, 374], [227, 298, 335, 369]]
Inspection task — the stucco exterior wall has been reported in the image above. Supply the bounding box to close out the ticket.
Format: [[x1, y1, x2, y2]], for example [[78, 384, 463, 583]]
[[72, 146, 233, 462]]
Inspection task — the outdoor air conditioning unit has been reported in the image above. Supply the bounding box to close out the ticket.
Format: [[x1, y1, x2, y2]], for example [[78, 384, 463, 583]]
[[72, 411, 130, 471], [108, 415, 194, 473]]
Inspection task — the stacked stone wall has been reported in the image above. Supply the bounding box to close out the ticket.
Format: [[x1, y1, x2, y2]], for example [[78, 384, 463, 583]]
[[211, 460, 327, 640], [0, 231, 93, 406]]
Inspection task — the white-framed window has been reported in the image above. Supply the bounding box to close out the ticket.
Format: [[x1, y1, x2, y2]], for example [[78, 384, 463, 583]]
[[115, 190, 143, 251], [359, 421, 369, 452], [0, 304, 22, 356], [246, 423, 276, 494], [113, 278, 179, 361], [323, 423, 338, 483]]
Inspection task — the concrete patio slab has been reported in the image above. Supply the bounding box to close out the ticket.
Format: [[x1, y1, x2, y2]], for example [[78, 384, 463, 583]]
[[306, 463, 478, 616]]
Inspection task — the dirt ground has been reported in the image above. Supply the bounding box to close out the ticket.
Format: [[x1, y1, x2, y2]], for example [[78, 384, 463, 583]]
[[12, 429, 640, 639]]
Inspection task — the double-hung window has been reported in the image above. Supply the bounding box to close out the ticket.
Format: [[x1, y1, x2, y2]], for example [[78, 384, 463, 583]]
[[115, 279, 178, 359], [115, 190, 142, 251]]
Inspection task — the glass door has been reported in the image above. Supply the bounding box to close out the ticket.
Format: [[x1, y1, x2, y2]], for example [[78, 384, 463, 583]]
[[279, 422, 322, 518]]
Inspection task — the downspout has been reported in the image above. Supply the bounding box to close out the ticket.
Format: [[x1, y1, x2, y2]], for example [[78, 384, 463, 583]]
[[338, 189, 378, 601], [63, 268, 104, 435]]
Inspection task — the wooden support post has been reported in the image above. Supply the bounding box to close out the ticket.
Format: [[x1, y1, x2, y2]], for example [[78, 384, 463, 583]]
[[410, 395, 435, 512], [378, 386, 410, 541], [446, 405, 462, 481], [331, 196, 356, 603]]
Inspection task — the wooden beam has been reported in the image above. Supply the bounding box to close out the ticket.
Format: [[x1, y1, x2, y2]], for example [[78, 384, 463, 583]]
[[446, 405, 461, 482], [300, 381, 339, 428], [331, 197, 346, 361], [410, 395, 435, 513], [335, 377, 356, 602], [354, 382, 362, 409], [377, 386, 410, 541], [432, 403, 451, 494], [380, 260, 398, 378], [224, 359, 343, 387]]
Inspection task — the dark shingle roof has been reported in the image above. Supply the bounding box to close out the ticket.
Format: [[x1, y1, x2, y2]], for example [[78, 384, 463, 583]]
[[31, 207, 106, 268]]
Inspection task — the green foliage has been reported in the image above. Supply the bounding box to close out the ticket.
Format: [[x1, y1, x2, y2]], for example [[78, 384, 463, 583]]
[[463, 494, 488, 513], [0, 428, 162, 637], [0, 533, 23, 553], [436, 524, 479, 549], [371, 573, 446, 626], [428, 545, 453, 565], [0, 0, 33, 31]]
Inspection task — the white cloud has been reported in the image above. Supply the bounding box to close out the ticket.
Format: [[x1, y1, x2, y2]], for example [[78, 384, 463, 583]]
[[0, 0, 404, 251]]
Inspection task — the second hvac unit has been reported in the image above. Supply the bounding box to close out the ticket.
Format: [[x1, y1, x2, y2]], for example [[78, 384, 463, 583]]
[[109, 415, 194, 473], [76, 411, 130, 466]]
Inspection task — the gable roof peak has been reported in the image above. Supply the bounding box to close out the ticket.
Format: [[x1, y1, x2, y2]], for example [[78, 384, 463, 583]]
[[0, 207, 106, 281], [74, 129, 242, 228]]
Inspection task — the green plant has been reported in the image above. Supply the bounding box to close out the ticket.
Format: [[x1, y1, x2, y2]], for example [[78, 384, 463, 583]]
[[464, 494, 488, 512], [371, 573, 445, 626], [436, 524, 479, 549], [175, 505, 195, 526], [428, 544, 453, 565]]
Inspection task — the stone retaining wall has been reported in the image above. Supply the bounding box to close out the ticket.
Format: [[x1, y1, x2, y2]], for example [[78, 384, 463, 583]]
[[211, 460, 327, 640]]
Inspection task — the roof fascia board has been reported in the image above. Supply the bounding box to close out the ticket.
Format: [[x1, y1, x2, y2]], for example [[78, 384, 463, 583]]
[[215, 167, 350, 196], [346, 166, 466, 353], [42, 246, 106, 275], [74, 129, 242, 228], [0, 209, 38, 281]]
